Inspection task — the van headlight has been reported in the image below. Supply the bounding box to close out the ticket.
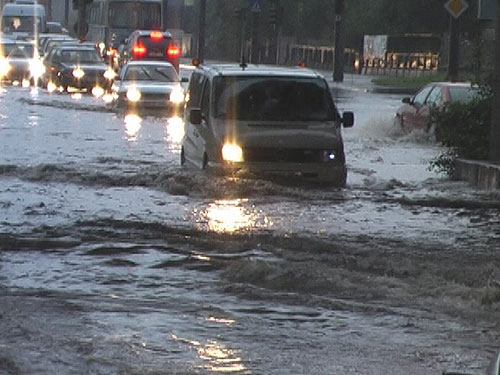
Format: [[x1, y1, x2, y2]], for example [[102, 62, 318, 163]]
[[72, 67, 85, 79], [222, 143, 243, 162], [29, 59, 45, 78], [126, 86, 141, 102], [0, 58, 11, 76]]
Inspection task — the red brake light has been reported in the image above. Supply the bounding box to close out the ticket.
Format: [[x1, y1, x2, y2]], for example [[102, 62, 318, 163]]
[[150, 31, 164, 40], [167, 45, 181, 58], [108, 48, 117, 57], [132, 44, 147, 57]]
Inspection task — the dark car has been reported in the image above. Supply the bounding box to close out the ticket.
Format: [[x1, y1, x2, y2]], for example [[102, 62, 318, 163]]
[[0, 40, 44, 85], [43, 45, 115, 92], [119, 30, 181, 72], [394, 82, 479, 135], [182, 64, 354, 186]]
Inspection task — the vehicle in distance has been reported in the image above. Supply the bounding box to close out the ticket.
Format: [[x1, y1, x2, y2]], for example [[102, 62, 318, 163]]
[[111, 60, 186, 110], [119, 30, 181, 72], [0, 39, 44, 85], [394, 81, 479, 136], [181, 64, 354, 186], [43, 45, 115, 92]]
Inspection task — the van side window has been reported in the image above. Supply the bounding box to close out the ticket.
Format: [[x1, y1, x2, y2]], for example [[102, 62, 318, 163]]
[[186, 72, 206, 109], [200, 81, 210, 120]]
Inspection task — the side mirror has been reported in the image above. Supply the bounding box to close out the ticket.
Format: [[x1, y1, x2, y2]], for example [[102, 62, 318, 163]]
[[181, 77, 189, 83], [342, 111, 354, 128], [189, 108, 202, 125], [402, 97, 411, 104]]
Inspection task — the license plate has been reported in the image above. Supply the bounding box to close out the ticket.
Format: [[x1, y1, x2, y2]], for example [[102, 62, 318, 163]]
[[149, 52, 163, 57]]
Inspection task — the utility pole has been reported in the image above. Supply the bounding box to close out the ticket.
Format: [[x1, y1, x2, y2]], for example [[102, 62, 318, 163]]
[[333, 0, 345, 82], [250, 2, 261, 64], [76, 0, 87, 40], [197, 0, 206, 63], [489, 0, 500, 162]]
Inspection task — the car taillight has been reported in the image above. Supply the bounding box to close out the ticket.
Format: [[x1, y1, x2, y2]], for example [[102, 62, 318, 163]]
[[107, 48, 117, 57], [150, 31, 163, 40], [166, 45, 181, 58], [132, 44, 147, 57]]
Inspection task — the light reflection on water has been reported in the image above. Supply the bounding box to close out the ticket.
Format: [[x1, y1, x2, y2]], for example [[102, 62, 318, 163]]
[[195, 199, 272, 233], [164, 115, 184, 151], [172, 335, 250, 374], [123, 113, 142, 141]]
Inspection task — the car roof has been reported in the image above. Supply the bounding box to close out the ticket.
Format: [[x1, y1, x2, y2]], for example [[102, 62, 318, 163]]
[[124, 60, 174, 67], [429, 82, 476, 88], [56, 46, 99, 52], [194, 63, 326, 79]]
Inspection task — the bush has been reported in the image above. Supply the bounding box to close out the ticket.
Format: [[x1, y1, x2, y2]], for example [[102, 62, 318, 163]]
[[429, 87, 492, 176]]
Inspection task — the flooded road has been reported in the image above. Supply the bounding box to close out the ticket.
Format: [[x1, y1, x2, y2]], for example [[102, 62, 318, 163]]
[[0, 76, 499, 375]]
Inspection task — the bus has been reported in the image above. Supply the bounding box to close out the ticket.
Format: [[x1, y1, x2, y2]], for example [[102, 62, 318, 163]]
[[86, 0, 163, 60]]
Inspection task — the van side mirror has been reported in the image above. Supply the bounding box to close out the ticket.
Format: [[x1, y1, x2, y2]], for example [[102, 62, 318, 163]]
[[189, 108, 202, 125], [402, 97, 411, 104], [181, 77, 189, 83], [342, 111, 354, 128]]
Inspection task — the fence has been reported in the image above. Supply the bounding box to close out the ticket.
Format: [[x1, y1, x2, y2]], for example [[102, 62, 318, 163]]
[[285, 44, 439, 76]]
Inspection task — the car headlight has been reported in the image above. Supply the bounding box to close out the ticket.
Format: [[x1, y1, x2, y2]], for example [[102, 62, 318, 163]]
[[29, 59, 45, 78], [169, 85, 184, 104], [126, 86, 141, 102], [72, 67, 85, 79], [0, 58, 11, 76], [222, 143, 243, 163], [103, 68, 116, 80]]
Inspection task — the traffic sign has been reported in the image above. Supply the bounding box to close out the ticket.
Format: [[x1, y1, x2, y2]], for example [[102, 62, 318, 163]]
[[444, 0, 469, 18], [248, 0, 261, 13]]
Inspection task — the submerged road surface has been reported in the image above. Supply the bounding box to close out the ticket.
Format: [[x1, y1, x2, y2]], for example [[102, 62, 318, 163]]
[[0, 76, 499, 374]]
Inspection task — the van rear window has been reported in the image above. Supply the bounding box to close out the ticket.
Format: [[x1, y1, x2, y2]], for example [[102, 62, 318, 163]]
[[213, 76, 338, 122]]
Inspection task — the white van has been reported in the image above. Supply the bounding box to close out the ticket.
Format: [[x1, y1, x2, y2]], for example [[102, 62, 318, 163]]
[[181, 63, 355, 186], [1, 1, 47, 35]]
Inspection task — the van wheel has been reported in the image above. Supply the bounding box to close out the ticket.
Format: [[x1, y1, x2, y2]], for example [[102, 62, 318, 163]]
[[202, 153, 208, 170]]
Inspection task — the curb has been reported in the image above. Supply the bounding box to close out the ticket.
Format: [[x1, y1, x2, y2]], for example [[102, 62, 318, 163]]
[[454, 159, 500, 189]]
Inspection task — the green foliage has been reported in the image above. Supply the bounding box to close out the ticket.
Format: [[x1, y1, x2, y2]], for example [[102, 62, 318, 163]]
[[429, 88, 492, 176]]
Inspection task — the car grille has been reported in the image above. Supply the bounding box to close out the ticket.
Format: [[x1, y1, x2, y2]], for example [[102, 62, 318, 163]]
[[243, 147, 344, 164]]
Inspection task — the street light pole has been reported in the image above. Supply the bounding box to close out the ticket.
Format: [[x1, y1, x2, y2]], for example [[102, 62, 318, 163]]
[[197, 0, 206, 63], [489, 0, 500, 162], [333, 0, 345, 82]]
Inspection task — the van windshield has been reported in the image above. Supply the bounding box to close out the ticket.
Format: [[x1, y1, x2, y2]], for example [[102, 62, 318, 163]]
[[213, 76, 338, 121], [2, 16, 42, 33], [1, 43, 34, 58]]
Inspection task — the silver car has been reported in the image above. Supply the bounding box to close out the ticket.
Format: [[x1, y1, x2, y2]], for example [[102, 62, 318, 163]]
[[112, 61, 186, 111], [181, 64, 354, 186]]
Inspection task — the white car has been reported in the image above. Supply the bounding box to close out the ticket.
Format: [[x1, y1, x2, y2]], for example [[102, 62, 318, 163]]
[[112, 61, 186, 111], [181, 63, 354, 186]]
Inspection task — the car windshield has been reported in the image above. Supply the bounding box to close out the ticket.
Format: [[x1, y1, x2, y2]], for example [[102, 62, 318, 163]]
[[1, 43, 34, 58], [449, 86, 479, 102], [61, 49, 102, 64], [213, 76, 337, 121], [123, 65, 178, 82]]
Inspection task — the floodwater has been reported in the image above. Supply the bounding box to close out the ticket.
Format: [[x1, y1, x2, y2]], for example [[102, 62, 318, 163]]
[[0, 74, 499, 375]]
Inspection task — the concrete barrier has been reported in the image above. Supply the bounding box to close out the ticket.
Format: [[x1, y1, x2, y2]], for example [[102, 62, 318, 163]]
[[454, 159, 500, 189]]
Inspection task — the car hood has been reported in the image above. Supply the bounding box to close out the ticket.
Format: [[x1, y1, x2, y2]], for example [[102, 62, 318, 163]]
[[213, 120, 343, 148], [118, 81, 179, 94]]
